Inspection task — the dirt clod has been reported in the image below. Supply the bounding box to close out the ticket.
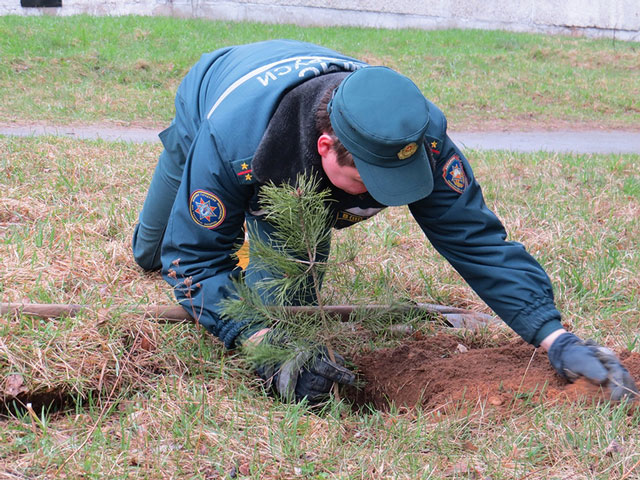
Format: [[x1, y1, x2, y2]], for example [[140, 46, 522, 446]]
[[349, 334, 640, 412]]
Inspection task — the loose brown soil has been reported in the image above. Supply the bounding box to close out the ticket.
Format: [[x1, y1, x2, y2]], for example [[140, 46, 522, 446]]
[[349, 333, 640, 412]]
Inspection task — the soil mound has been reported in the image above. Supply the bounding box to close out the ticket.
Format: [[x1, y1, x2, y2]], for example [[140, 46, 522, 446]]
[[350, 334, 640, 412]]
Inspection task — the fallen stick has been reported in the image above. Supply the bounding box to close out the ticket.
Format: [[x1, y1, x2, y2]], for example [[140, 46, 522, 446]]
[[0, 302, 498, 329]]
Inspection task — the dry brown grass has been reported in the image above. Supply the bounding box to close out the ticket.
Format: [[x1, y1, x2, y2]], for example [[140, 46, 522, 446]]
[[2, 136, 639, 478], [1, 137, 169, 307]]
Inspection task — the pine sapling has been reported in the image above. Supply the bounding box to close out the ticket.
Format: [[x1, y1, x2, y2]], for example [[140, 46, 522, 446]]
[[219, 173, 345, 384]]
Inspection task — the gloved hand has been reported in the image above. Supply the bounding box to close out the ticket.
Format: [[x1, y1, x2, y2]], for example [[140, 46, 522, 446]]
[[254, 337, 355, 404], [548, 332, 639, 402]]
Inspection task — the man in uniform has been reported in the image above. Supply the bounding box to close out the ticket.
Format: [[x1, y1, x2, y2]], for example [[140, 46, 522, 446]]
[[132, 39, 637, 404]]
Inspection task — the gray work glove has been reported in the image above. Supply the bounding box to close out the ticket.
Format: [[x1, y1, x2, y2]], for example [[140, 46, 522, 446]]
[[548, 332, 638, 402], [255, 338, 355, 404]]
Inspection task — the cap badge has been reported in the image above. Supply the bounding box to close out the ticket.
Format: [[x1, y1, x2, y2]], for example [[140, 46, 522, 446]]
[[397, 142, 418, 160]]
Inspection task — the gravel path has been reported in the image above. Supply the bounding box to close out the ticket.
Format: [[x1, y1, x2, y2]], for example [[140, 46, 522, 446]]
[[2, 124, 640, 154]]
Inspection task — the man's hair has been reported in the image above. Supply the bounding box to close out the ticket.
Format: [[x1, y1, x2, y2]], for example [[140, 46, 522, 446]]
[[316, 85, 355, 167]]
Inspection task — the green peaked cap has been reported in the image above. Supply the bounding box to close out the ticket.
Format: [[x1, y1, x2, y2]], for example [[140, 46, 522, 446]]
[[328, 66, 433, 206]]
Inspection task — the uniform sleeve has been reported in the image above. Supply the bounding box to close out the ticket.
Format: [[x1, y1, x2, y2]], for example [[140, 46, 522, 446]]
[[161, 123, 257, 349], [409, 134, 563, 345]]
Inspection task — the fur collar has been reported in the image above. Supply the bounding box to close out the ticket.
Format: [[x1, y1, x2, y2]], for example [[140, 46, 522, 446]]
[[252, 72, 348, 186]]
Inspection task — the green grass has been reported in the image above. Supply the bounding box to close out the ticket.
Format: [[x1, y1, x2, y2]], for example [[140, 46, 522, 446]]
[[1, 135, 639, 478], [1, 16, 639, 478], [1, 15, 639, 128]]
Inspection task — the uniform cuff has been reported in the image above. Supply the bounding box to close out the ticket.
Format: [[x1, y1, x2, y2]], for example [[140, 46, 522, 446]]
[[231, 323, 267, 349], [532, 319, 564, 347]]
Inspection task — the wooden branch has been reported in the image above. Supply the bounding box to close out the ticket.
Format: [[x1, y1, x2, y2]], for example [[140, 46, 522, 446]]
[[1, 302, 498, 329], [0, 303, 191, 322]]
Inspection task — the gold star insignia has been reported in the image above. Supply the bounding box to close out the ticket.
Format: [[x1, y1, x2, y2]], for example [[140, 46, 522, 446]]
[[431, 141, 438, 149], [245, 173, 252, 181], [241, 162, 249, 170]]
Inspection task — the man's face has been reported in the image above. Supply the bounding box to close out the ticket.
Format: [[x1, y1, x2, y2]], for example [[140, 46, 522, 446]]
[[317, 134, 367, 195]]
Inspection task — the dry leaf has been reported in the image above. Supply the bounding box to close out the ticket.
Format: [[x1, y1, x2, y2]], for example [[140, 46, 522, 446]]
[[605, 439, 622, 456], [140, 336, 154, 351], [445, 457, 491, 479], [238, 463, 250, 475], [97, 308, 110, 325], [444, 459, 481, 477], [5, 374, 28, 397], [463, 440, 479, 452]]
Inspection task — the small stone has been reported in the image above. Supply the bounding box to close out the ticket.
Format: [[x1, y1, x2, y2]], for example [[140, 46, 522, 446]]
[[388, 324, 414, 337]]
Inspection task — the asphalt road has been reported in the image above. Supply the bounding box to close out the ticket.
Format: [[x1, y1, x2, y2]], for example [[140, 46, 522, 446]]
[[2, 124, 640, 154]]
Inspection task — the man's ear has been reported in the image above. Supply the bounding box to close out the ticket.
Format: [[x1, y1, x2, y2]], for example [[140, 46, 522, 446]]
[[317, 134, 334, 156]]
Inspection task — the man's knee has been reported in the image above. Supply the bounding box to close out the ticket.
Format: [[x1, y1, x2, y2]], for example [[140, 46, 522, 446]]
[[132, 223, 163, 271]]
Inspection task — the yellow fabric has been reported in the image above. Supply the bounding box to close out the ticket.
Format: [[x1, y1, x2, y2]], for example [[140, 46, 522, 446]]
[[236, 240, 250, 270]]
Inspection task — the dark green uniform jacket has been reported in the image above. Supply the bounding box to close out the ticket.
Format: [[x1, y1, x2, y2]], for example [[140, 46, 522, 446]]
[[159, 40, 563, 349]]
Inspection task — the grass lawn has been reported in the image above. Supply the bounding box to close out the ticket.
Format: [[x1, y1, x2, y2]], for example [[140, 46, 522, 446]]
[[0, 15, 639, 130], [1, 135, 639, 478], [1, 15, 639, 480]]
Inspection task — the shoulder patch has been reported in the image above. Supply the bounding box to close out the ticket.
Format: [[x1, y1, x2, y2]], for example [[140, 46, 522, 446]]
[[231, 158, 256, 185], [442, 154, 468, 194], [189, 190, 226, 229]]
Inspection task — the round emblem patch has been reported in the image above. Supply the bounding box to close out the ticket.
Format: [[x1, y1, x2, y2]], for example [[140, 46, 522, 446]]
[[189, 190, 226, 229], [397, 142, 418, 160]]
